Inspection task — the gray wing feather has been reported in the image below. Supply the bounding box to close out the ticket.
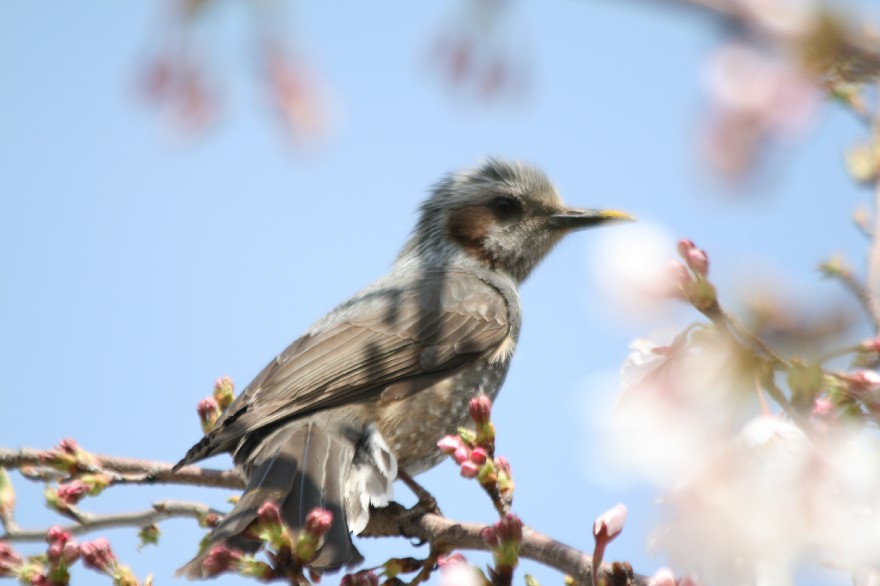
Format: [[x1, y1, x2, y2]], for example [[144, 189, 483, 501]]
[[177, 271, 508, 467]]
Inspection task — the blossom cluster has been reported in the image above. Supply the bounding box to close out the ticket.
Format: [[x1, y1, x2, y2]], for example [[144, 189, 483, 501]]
[[607, 239, 880, 583], [0, 528, 145, 586], [437, 396, 514, 501]]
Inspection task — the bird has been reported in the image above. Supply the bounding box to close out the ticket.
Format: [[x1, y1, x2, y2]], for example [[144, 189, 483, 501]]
[[174, 157, 632, 577]]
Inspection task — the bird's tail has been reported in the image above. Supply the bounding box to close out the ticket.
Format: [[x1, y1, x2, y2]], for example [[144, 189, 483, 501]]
[[176, 421, 397, 579]]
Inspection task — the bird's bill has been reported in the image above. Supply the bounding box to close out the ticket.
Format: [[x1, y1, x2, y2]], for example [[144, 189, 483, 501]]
[[548, 208, 635, 230]]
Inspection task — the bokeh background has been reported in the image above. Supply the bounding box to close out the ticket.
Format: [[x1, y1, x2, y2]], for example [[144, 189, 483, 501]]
[[1, 1, 876, 584]]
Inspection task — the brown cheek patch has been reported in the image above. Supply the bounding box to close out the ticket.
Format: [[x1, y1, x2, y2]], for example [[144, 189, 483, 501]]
[[445, 206, 496, 264]]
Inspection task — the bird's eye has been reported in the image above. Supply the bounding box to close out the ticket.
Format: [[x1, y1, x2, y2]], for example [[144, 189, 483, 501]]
[[490, 196, 518, 219]]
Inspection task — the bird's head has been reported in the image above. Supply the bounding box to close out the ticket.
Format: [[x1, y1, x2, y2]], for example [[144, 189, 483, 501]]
[[403, 158, 633, 283]]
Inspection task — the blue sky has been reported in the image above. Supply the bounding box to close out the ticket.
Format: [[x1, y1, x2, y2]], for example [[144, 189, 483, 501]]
[[0, 1, 871, 584]]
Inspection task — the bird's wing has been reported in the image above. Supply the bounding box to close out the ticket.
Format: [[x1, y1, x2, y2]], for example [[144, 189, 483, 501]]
[[177, 271, 510, 466]]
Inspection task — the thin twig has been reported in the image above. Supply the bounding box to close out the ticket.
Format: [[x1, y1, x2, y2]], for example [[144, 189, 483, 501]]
[[868, 82, 880, 333], [818, 343, 864, 364], [714, 309, 791, 370], [762, 373, 812, 431], [407, 547, 443, 586], [480, 482, 510, 518], [1, 500, 221, 542], [823, 263, 880, 332]]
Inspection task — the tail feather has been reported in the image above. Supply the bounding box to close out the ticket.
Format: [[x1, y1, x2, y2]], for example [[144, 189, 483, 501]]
[[284, 425, 361, 569], [175, 444, 295, 578], [176, 422, 367, 579]]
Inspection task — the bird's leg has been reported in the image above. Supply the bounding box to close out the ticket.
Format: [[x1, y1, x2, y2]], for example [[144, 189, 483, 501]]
[[397, 469, 442, 518]]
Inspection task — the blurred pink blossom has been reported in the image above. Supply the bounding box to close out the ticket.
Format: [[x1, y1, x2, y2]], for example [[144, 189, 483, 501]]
[[140, 0, 336, 146], [650, 412, 880, 582], [140, 52, 218, 137], [438, 553, 481, 586], [647, 567, 677, 586], [846, 369, 880, 392], [700, 42, 819, 182], [261, 41, 338, 148], [427, 0, 529, 101]]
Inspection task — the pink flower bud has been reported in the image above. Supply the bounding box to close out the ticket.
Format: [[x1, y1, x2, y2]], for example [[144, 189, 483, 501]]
[[666, 261, 693, 297], [480, 526, 500, 549], [56, 481, 88, 505], [593, 503, 627, 541], [459, 460, 480, 478], [468, 395, 492, 426], [46, 526, 70, 546], [80, 538, 117, 573], [46, 526, 72, 564], [496, 513, 523, 545], [47, 541, 64, 564], [436, 435, 463, 454], [861, 339, 880, 353], [201, 545, 242, 576], [61, 541, 80, 566], [676, 239, 695, 259], [469, 447, 488, 465], [58, 439, 79, 455], [304, 507, 333, 538], [256, 501, 283, 527], [847, 370, 880, 392], [453, 446, 470, 465], [592, 504, 627, 586], [197, 397, 221, 434], [812, 398, 834, 418], [0, 542, 23, 577], [685, 247, 709, 276], [495, 456, 511, 474]]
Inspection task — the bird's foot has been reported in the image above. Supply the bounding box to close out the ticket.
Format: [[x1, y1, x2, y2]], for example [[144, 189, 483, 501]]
[[397, 469, 442, 520]]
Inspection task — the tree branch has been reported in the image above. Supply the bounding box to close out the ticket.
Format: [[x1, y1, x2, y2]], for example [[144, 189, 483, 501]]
[[362, 503, 649, 586], [2, 448, 649, 585], [0, 447, 243, 489], [625, 0, 880, 81]]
